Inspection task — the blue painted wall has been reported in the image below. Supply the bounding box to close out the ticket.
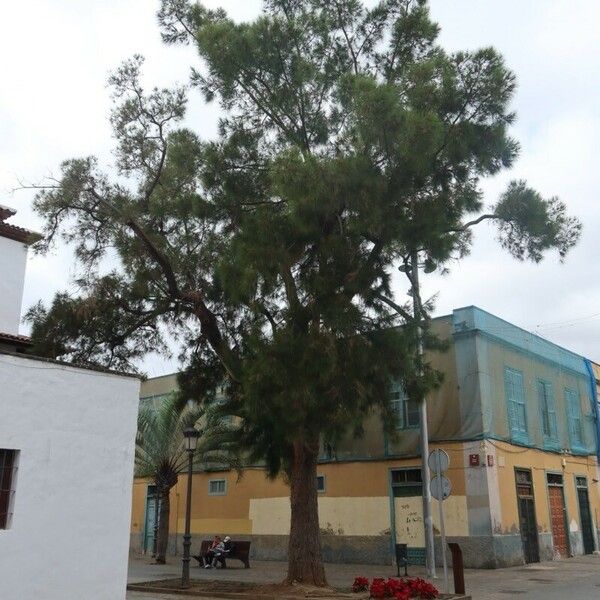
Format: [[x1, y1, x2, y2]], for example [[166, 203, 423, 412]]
[[452, 306, 597, 456]]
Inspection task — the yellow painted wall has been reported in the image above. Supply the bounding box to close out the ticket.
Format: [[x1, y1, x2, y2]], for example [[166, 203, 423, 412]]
[[140, 373, 178, 399], [249, 496, 392, 536], [131, 446, 469, 539], [394, 496, 468, 546], [131, 440, 600, 559], [491, 440, 600, 538], [131, 478, 151, 534]]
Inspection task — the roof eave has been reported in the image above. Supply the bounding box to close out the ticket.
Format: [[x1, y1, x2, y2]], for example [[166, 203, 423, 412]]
[[0, 223, 43, 245]]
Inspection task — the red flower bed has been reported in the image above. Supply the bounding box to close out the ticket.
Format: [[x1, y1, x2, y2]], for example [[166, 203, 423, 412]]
[[352, 577, 370, 592], [352, 576, 439, 599]]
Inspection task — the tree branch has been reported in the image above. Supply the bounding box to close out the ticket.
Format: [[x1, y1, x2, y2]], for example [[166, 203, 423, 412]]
[[182, 290, 242, 383], [125, 218, 180, 298], [373, 292, 413, 322], [449, 213, 498, 232], [280, 264, 303, 316]]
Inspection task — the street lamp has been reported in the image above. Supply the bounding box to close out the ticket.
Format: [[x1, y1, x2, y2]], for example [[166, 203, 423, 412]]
[[181, 426, 200, 589], [402, 254, 435, 578]]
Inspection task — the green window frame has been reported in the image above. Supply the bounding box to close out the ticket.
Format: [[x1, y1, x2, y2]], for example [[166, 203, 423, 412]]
[[504, 367, 529, 444], [390, 382, 420, 430], [390, 468, 423, 497], [565, 388, 585, 452], [537, 380, 559, 449]]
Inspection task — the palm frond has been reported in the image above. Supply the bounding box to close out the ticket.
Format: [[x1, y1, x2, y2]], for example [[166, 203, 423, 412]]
[[135, 392, 238, 481]]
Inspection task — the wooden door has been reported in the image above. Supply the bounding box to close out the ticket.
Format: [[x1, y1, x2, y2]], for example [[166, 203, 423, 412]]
[[518, 496, 540, 563], [548, 483, 569, 557], [515, 469, 539, 563], [576, 477, 595, 554]]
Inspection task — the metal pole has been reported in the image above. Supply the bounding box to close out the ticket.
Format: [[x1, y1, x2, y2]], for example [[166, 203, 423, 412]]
[[174, 485, 180, 556], [436, 453, 448, 592], [181, 452, 194, 588], [152, 485, 159, 558], [411, 250, 436, 578]]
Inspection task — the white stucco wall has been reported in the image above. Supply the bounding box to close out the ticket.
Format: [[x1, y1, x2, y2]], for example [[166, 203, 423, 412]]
[[0, 236, 28, 335], [0, 353, 140, 600]]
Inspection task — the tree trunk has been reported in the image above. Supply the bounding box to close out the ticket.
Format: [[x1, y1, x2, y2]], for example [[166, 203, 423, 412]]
[[155, 486, 171, 564], [286, 436, 327, 586]]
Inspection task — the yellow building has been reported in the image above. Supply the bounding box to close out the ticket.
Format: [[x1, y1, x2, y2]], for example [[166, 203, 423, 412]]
[[130, 307, 600, 568]]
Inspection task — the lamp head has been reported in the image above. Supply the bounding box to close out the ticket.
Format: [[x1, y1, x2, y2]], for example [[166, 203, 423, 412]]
[[183, 427, 200, 452]]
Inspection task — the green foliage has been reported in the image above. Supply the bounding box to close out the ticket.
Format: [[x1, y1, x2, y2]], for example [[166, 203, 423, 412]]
[[494, 180, 582, 262], [136, 393, 237, 484], [25, 276, 166, 370], [135, 395, 202, 485], [28, 0, 580, 484]]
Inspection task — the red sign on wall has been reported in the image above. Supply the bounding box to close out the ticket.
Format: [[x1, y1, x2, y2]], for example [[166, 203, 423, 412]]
[[469, 454, 480, 467]]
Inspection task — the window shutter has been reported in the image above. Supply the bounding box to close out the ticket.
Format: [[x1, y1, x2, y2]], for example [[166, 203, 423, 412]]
[[505, 368, 528, 443], [538, 380, 558, 446], [566, 389, 583, 449], [547, 384, 558, 440], [390, 382, 419, 430]]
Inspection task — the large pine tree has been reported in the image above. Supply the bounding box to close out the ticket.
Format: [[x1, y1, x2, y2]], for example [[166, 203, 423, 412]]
[[27, 0, 580, 586]]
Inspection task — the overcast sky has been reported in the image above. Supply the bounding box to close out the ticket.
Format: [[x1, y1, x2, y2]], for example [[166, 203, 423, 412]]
[[1, 1, 599, 376]]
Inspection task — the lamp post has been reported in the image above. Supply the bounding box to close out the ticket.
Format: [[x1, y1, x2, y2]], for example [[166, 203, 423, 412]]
[[181, 426, 200, 589], [405, 251, 435, 578]]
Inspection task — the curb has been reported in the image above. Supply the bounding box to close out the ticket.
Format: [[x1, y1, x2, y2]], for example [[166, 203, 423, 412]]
[[127, 582, 471, 600]]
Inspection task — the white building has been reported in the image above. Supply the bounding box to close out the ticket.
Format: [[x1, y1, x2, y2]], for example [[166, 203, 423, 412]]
[[0, 205, 140, 600]]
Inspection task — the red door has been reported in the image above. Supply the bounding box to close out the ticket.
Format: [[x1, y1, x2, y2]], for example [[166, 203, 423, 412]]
[[548, 485, 568, 557]]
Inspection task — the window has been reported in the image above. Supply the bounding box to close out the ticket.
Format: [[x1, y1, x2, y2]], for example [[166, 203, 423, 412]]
[[547, 472, 563, 486], [0, 449, 18, 530], [515, 468, 533, 497], [323, 442, 336, 461], [316, 475, 326, 493], [390, 382, 420, 430], [565, 388, 585, 451], [139, 393, 168, 412], [208, 479, 227, 496], [390, 468, 422, 497], [537, 380, 558, 448], [504, 368, 528, 443]]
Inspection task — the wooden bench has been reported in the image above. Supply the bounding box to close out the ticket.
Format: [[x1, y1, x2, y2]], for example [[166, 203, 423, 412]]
[[193, 539, 251, 569]]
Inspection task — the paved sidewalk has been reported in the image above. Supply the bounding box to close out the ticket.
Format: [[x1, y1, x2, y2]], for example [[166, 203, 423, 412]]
[[128, 555, 420, 588], [127, 554, 600, 599]]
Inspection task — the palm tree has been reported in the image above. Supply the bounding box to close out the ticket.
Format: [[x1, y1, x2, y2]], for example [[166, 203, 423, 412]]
[[135, 395, 203, 564], [135, 393, 238, 564]]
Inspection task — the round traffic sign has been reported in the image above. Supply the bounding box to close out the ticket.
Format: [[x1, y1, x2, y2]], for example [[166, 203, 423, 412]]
[[428, 448, 449, 473], [431, 475, 452, 501]]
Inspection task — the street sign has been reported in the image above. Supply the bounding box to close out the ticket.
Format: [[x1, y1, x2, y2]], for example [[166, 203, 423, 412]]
[[428, 448, 449, 472], [431, 475, 452, 501], [429, 448, 450, 593]]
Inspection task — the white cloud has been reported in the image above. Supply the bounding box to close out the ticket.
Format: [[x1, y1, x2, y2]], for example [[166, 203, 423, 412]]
[[419, 1, 600, 360]]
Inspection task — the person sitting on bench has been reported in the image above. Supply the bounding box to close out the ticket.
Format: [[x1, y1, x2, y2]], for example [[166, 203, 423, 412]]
[[212, 536, 233, 568], [203, 535, 223, 568]]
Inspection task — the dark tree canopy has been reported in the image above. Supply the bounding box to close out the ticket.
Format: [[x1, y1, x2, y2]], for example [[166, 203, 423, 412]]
[[27, 0, 581, 585]]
